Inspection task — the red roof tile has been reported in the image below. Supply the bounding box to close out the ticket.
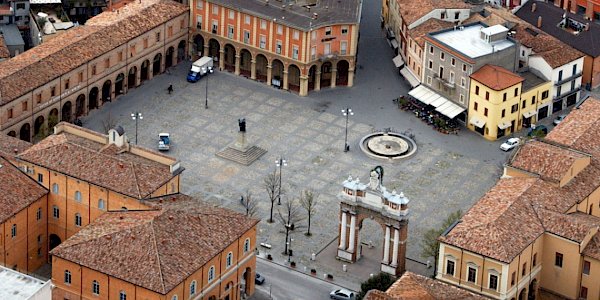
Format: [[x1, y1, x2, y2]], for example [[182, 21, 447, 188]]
[[583, 232, 600, 261], [470, 64, 524, 91], [0, 157, 47, 223], [377, 272, 488, 300], [538, 210, 600, 242], [0, 35, 9, 59], [398, 0, 471, 26], [51, 194, 259, 294], [0, 133, 31, 160], [546, 98, 600, 156]]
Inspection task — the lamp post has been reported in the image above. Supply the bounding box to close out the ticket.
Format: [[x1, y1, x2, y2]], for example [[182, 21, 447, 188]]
[[342, 107, 353, 152], [275, 157, 287, 205], [204, 66, 214, 109], [131, 112, 143, 144], [287, 237, 294, 262]]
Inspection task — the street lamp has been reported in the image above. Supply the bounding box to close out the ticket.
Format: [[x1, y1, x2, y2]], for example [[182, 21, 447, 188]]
[[204, 66, 214, 109], [275, 157, 287, 205], [131, 112, 143, 145], [342, 107, 354, 152]]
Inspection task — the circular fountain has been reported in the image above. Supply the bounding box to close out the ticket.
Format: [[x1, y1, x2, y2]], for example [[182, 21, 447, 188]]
[[359, 131, 417, 161]]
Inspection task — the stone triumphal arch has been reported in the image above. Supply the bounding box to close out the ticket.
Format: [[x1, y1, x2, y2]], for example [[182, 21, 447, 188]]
[[336, 166, 409, 276]]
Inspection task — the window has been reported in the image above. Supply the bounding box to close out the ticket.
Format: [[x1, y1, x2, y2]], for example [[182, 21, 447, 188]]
[[474, 102, 478, 111], [427, 76, 432, 85], [37, 247, 42, 258], [429, 46, 433, 54], [229, 10, 234, 19], [454, 11, 460, 19], [311, 46, 316, 60], [325, 26, 332, 35], [502, 109, 506, 118], [511, 271, 515, 286], [503, 93, 507, 102], [52, 183, 59, 194], [446, 259, 455, 275], [460, 77, 465, 87], [522, 100, 526, 109], [92, 65, 97, 75], [293, 30, 299, 40], [64, 270, 72, 284], [555, 252, 563, 267], [243, 30, 250, 43], [190, 281, 197, 295], [11, 224, 16, 238], [37, 173, 43, 183], [558, 70, 563, 81], [489, 274, 498, 290], [208, 266, 215, 282], [277, 25, 283, 35], [119, 291, 127, 300], [276, 41, 282, 54], [36, 94, 42, 104], [467, 266, 477, 283], [75, 213, 82, 227], [324, 43, 331, 55], [7, 108, 13, 119], [172, 296, 178, 300], [485, 91, 489, 100], [143, 38, 148, 49], [542, 90, 549, 99], [79, 71, 84, 82], [341, 26, 348, 35], [428, 60, 433, 69], [292, 46, 299, 59], [244, 238, 250, 252], [440, 52, 445, 60], [245, 15, 251, 24], [441, 12, 446, 19], [92, 280, 100, 295], [484, 108, 488, 117], [260, 35, 266, 49], [118, 51, 123, 62], [226, 252, 233, 268], [156, 32, 161, 42], [580, 287, 588, 299], [514, 87, 519, 97], [583, 260, 590, 275], [168, 26, 173, 37], [37, 234, 42, 245], [74, 191, 82, 202], [522, 263, 527, 276], [212, 21, 218, 34], [533, 253, 537, 266], [511, 104, 518, 113], [196, 15, 202, 29], [36, 207, 42, 221], [260, 20, 267, 29], [451, 57, 455, 66], [459, 94, 464, 103], [53, 205, 60, 219], [228, 25, 234, 39], [51, 86, 56, 97], [340, 41, 347, 55], [462, 64, 467, 72], [98, 199, 105, 210], [196, 1, 202, 9], [572, 64, 577, 75], [104, 58, 110, 68], [212, 4, 218, 15], [475, 85, 479, 95], [65, 79, 70, 89]]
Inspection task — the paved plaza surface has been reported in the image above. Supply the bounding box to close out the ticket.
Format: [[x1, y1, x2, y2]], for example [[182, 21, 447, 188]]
[[81, 0, 508, 289]]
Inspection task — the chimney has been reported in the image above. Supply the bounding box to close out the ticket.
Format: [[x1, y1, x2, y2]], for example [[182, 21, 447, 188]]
[[531, 3, 536, 12], [537, 16, 543, 28]]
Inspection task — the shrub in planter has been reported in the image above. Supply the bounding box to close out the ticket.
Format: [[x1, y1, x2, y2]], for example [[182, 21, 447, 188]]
[[290, 261, 296, 268], [267, 254, 273, 260], [327, 274, 334, 280], [310, 268, 317, 274]]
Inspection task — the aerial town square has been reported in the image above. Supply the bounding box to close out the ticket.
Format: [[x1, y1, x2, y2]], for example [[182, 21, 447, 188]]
[[1, 0, 600, 299]]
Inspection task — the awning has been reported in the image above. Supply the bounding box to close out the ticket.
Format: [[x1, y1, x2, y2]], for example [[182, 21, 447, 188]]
[[435, 101, 466, 119], [523, 110, 537, 118], [408, 85, 465, 118], [392, 55, 404, 68], [498, 121, 512, 130], [469, 117, 486, 128], [400, 68, 420, 88], [390, 39, 399, 49]]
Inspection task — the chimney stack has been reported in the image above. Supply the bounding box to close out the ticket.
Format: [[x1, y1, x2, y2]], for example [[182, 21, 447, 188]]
[[537, 16, 543, 28], [532, 3, 536, 12]]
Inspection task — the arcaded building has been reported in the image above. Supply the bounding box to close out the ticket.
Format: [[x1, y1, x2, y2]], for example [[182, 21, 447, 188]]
[[0, 0, 188, 141], [190, 0, 361, 96]]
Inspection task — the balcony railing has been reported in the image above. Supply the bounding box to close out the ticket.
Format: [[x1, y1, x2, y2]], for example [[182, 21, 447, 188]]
[[318, 51, 339, 61], [434, 72, 455, 88], [553, 86, 581, 101], [555, 71, 582, 86]]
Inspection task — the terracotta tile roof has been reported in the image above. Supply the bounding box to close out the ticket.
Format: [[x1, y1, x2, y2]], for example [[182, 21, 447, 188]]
[[51, 194, 259, 294], [17, 126, 178, 199], [546, 98, 600, 156], [538, 210, 600, 242], [440, 178, 545, 263], [398, 0, 471, 26], [583, 232, 600, 261], [509, 140, 589, 183], [0, 133, 31, 160], [470, 64, 524, 91], [375, 272, 488, 300], [411, 19, 453, 47], [0, 157, 47, 224], [0, 0, 188, 105], [364, 290, 393, 300], [0, 35, 9, 59], [512, 24, 585, 68]]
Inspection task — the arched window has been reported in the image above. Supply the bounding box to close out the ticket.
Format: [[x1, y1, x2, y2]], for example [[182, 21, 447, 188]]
[[52, 183, 59, 194], [64, 270, 71, 284], [244, 238, 250, 253], [98, 199, 105, 210], [172, 295, 178, 300], [119, 291, 127, 300], [208, 266, 215, 282], [190, 281, 196, 295], [226, 252, 233, 268], [11, 224, 16, 238], [74, 191, 82, 202], [92, 280, 100, 295], [36, 207, 42, 221], [53, 205, 60, 219], [75, 213, 82, 227]]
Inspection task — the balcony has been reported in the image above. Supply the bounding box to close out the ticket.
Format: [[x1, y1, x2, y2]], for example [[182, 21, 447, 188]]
[[553, 85, 581, 101], [318, 51, 339, 62], [554, 72, 582, 86], [434, 72, 455, 89]]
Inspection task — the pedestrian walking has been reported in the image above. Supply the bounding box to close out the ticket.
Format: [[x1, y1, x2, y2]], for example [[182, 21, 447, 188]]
[[167, 84, 173, 94]]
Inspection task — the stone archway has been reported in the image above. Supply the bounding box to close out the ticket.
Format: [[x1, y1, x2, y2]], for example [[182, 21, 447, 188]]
[[208, 39, 220, 59], [337, 166, 408, 276], [240, 49, 252, 77], [242, 267, 252, 297], [528, 279, 537, 300], [320, 62, 333, 88], [34, 115, 45, 137], [141, 60, 150, 82], [288, 64, 301, 93], [223, 44, 236, 72], [19, 123, 30, 142], [49, 234, 61, 251], [128, 66, 137, 88], [271, 59, 284, 88], [518, 288, 527, 300], [337, 60, 350, 86], [8, 131, 16, 137], [153, 53, 162, 76], [115, 73, 125, 97], [48, 108, 58, 130], [89, 87, 99, 110], [224, 281, 234, 300], [255, 54, 268, 82], [165, 46, 175, 68], [177, 40, 186, 62], [61, 101, 72, 122], [193, 34, 204, 57], [308, 65, 317, 92], [75, 94, 85, 117], [102, 80, 112, 103]]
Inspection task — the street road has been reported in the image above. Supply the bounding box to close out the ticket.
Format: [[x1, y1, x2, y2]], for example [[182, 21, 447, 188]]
[[252, 259, 356, 300]]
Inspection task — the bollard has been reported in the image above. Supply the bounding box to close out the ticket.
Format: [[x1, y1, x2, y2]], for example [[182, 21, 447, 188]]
[[324, 273, 328, 279], [343, 264, 347, 272]]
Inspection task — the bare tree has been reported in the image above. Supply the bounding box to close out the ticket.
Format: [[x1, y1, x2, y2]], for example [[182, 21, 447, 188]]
[[241, 190, 258, 217], [277, 198, 305, 255], [299, 189, 318, 236], [102, 112, 117, 133], [264, 170, 281, 223]]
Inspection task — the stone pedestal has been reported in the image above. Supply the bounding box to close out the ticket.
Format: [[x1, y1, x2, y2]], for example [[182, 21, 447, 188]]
[[216, 131, 266, 166]]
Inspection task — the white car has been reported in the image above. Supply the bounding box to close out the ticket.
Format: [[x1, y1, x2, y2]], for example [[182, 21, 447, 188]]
[[500, 138, 520, 151], [330, 289, 355, 300], [553, 114, 567, 126], [158, 133, 170, 151]]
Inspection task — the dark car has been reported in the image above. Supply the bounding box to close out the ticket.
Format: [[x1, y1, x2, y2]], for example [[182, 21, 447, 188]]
[[255, 273, 265, 285], [527, 124, 548, 137]]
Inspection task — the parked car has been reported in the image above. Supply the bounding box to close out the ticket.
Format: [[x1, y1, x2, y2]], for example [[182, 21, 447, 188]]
[[553, 114, 567, 126], [158, 133, 170, 151], [330, 288, 355, 300], [500, 137, 521, 151], [255, 273, 265, 285], [527, 124, 548, 137]]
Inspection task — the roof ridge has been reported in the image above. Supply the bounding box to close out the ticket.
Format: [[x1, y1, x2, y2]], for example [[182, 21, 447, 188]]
[[130, 160, 142, 199], [149, 217, 167, 294]]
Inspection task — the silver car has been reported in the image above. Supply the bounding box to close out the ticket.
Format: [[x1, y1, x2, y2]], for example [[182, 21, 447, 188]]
[[330, 288, 355, 300]]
